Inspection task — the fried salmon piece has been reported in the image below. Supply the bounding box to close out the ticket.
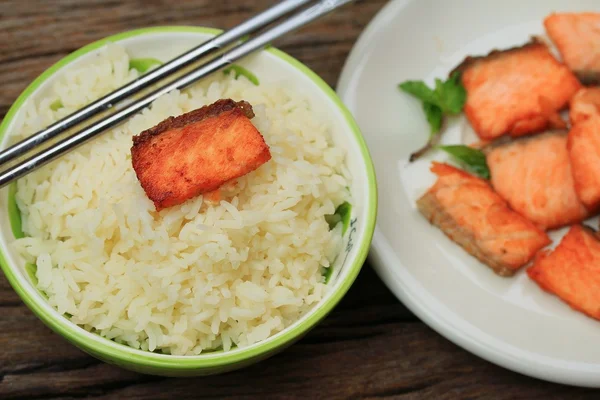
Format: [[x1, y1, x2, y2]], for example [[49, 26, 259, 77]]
[[567, 115, 600, 210], [452, 39, 580, 140], [131, 99, 271, 210], [544, 13, 600, 85], [528, 225, 600, 320], [417, 162, 550, 276], [487, 131, 589, 230], [569, 87, 600, 124]]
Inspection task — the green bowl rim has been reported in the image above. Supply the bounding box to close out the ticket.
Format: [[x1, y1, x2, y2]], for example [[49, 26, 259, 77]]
[[0, 26, 378, 370]]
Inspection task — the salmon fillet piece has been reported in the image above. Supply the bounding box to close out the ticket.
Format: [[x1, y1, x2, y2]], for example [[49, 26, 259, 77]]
[[131, 99, 271, 210], [544, 13, 600, 85], [417, 162, 550, 276], [452, 39, 580, 140], [487, 131, 588, 230], [528, 225, 600, 320], [570, 87, 600, 125], [567, 115, 600, 210]]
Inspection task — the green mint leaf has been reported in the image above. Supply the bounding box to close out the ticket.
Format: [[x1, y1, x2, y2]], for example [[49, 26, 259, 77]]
[[400, 73, 466, 116], [434, 72, 466, 115], [423, 102, 443, 135], [439, 145, 490, 179], [407, 103, 443, 162], [399, 81, 443, 136], [223, 65, 260, 86], [398, 81, 436, 104], [400, 73, 467, 162]]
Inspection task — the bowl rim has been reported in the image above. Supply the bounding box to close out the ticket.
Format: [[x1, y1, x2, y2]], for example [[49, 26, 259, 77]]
[[0, 26, 377, 370]]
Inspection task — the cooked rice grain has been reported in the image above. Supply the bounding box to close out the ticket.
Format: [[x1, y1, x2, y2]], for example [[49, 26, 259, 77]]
[[11, 44, 349, 355]]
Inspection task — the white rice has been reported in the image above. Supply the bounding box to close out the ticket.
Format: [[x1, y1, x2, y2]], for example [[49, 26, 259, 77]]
[[10, 44, 349, 355]]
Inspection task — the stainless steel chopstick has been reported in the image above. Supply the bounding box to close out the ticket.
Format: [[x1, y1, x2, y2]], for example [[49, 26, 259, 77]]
[[0, 0, 312, 167], [0, 0, 354, 189]]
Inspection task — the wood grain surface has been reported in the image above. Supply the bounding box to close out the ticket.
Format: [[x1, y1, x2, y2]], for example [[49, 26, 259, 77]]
[[0, 1, 598, 399]]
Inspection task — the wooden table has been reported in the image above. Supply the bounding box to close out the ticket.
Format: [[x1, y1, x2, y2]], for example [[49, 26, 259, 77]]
[[0, 1, 598, 398]]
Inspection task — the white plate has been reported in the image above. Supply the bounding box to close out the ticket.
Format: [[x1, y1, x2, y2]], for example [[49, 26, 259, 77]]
[[337, 0, 600, 387]]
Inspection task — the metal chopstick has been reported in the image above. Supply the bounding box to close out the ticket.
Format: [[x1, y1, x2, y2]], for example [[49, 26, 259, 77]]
[[0, 0, 353, 188], [0, 0, 312, 167]]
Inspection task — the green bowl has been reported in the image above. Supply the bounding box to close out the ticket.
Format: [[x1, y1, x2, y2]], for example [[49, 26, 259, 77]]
[[0, 26, 377, 376]]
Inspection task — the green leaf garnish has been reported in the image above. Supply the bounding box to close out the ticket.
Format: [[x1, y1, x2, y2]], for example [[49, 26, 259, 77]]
[[129, 58, 163, 74], [322, 265, 334, 284], [423, 102, 443, 135], [325, 213, 341, 230], [25, 263, 38, 286], [323, 201, 353, 283], [399, 72, 467, 161], [336, 202, 352, 235], [398, 81, 437, 104], [50, 99, 63, 111], [439, 145, 490, 180], [223, 65, 260, 86], [433, 72, 467, 115], [26, 262, 49, 300], [399, 72, 466, 116], [325, 201, 352, 235], [8, 182, 24, 239]]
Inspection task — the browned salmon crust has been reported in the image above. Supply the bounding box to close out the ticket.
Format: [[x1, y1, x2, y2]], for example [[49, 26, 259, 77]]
[[417, 162, 550, 276], [451, 38, 543, 76], [131, 99, 271, 210], [452, 38, 580, 140], [133, 99, 255, 146]]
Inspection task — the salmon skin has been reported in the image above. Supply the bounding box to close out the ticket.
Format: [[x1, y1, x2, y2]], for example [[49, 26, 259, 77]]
[[528, 225, 600, 320], [486, 131, 589, 230], [567, 115, 600, 210], [417, 162, 550, 276], [544, 13, 600, 85], [131, 99, 271, 211], [569, 87, 600, 125], [452, 38, 580, 141]]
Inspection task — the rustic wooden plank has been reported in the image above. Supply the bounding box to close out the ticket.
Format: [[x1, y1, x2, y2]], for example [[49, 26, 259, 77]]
[[1, 266, 598, 399], [0, 0, 387, 116], [1, 313, 598, 399], [0, 266, 413, 377], [0, 305, 85, 376], [0, 267, 21, 306]]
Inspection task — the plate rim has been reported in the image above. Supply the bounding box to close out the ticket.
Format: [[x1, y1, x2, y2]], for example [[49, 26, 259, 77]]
[[337, 0, 600, 387]]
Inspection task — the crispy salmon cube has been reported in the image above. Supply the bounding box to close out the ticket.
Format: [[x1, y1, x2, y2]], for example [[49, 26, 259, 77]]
[[569, 87, 600, 125], [417, 162, 550, 276], [487, 131, 588, 230], [544, 13, 600, 85], [453, 39, 580, 140], [528, 225, 600, 320], [131, 99, 271, 210], [567, 115, 600, 210]]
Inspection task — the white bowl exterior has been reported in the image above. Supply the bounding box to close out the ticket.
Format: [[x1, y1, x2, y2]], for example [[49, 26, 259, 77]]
[[338, 0, 600, 387]]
